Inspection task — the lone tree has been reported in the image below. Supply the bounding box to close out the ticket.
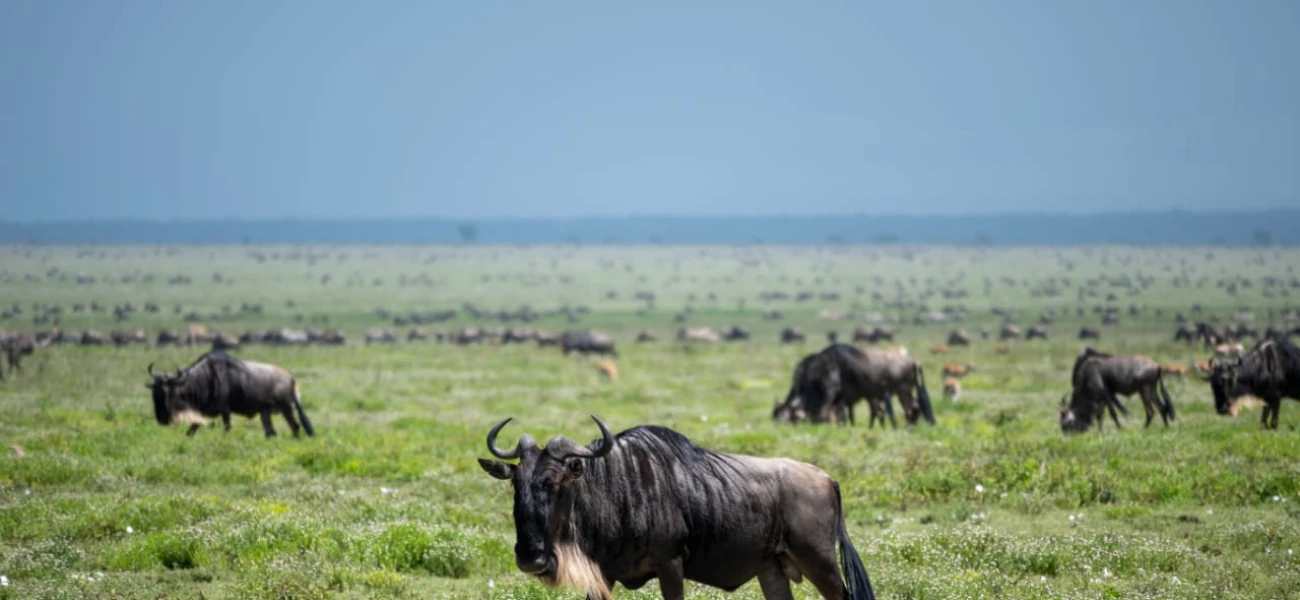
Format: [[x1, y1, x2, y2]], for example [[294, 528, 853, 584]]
[[456, 223, 478, 243]]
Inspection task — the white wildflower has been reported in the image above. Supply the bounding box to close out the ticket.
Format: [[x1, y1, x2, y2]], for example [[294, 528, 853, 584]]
[[1068, 514, 1076, 522], [975, 484, 985, 494], [1207, 509, 1214, 515], [381, 487, 395, 495], [1274, 495, 1282, 502], [1172, 576, 1181, 584], [125, 526, 134, 534], [488, 579, 495, 589], [700, 415, 709, 422], [1103, 568, 1112, 578], [1, 575, 8, 587], [1040, 576, 1046, 583]]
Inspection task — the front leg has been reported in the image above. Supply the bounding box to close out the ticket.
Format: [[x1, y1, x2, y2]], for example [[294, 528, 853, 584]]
[[186, 423, 201, 436], [654, 557, 685, 600], [222, 411, 232, 432]]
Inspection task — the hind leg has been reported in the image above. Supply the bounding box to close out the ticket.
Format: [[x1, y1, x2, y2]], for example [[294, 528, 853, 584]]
[[898, 391, 918, 426], [186, 423, 201, 436], [1138, 390, 1158, 428], [757, 564, 796, 600], [279, 405, 302, 438], [788, 547, 848, 600], [260, 409, 277, 437]]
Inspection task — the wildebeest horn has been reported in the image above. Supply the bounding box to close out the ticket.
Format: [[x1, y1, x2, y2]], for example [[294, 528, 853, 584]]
[[485, 417, 534, 460], [557, 416, 616, 461], [147, 362, 155, 377]]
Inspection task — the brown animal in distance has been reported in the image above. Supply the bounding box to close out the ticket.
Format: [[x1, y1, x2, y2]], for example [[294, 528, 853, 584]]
[[596, 360, 618, 382]]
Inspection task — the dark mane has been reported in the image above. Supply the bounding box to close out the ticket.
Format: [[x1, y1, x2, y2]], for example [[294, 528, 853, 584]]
[[1072, 347, 1111, 383]]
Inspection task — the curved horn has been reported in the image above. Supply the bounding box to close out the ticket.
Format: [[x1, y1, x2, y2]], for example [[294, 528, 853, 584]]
[[486, 417, 535, 460], [558, 416, 616, 460], [147, 362, 156, 377]]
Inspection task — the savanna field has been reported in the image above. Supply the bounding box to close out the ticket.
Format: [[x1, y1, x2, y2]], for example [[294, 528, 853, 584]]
[[3, 244, 1300, 600]]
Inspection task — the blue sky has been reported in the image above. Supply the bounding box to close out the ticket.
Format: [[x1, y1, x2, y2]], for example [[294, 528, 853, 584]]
[[1, 1, 1297, 220]]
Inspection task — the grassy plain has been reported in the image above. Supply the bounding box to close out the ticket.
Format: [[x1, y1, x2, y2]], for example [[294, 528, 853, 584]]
[[2, 244, 1299, 600]]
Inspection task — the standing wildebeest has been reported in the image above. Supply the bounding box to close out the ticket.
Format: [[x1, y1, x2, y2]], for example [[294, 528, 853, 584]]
[[365, 328, 398, 345], [721, 326, 750, 342], [145, 351, 315, 438], [1209, 338, 1300, 429], [1060, 348, 1175, 433], [1026, 325, 1048, 340], [781, 327, 807, 343], [999, 324, 1022, 341], [478, 417, 877, 600], [562, 330, 618, 357], [1078, 327, 1101, 340], [0, 332, 36, 381]]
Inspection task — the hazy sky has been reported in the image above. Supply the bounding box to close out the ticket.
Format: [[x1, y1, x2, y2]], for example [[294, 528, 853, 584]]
[[2, 1, 1297, 220]]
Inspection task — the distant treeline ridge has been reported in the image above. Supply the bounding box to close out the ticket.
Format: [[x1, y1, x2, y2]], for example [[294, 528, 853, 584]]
[[0, 211, 1296, 246]]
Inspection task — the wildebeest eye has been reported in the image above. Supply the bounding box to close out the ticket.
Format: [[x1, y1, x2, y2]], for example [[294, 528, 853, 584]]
[[564, 458, 585, 481]]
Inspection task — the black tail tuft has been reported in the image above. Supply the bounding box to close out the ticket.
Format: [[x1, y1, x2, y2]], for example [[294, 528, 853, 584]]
[[833, 481, 877, 600], [915, 364, 935, 425], [1158, 373, 1175, 421], [293, 382, 315, 437]]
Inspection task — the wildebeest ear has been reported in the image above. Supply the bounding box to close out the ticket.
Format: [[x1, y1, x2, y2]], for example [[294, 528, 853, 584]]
[[564, 458, 585, 481], [478, 458, 514, 480]]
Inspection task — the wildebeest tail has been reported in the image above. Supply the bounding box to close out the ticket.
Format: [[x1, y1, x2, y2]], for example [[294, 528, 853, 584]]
[[915, 364, 935, 425], [832, 480, 877, 600], [293, 381, 315, 437], [1157, 372, 1175, 421]]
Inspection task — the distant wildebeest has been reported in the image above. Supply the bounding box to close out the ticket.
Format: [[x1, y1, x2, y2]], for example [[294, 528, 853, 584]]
[[1026, 325, 1048, 340], [854, 327, 895, 344], [826, 331, 838, 345], [1209, 337, 1300, 429], [407, 328, 429, 342], [312, 329, 347, 346], [504, 327, 537, 344], [477, 417, 878, 600], [365, 328, 397, 345], [635, 330, 658, 343], [781, 327, 807, 343], [561, 330, 617, 357], [946, 330, 971, 346], [1077, 327, 1101, 340], [677, 327, 719, 344], [721, 326, 750, 342], [999, 324, 1022, 341], [1059, 348, 1175, 433], [145, 351, 315, 438], [1174, 324, 1197, 343], [210, 332, 240, 352], [535, 330, 561, 347], [156, 330, 181, 346], [79, 329, 106, 346], [111, 329, 148, 347]]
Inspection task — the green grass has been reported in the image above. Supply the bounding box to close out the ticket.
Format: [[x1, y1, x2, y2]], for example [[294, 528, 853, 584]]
[[1, 244, 1299, 599]]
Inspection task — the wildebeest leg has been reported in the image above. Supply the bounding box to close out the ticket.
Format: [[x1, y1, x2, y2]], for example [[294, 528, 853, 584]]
[[756, 564, 796, 600], [884, 394, 897, 430], [222, 411, 232, 433], [186, 423, 201, 436], [259, 409, 277, 437], [279, 405, 302, 438], [1139, 389, 1156, 428], [898, 390, 918, 426], [653, 558, 685, 600], [1266, 396, 1281, 430], [790, 548, 848, 600], [1106, 399, 1122, 430]]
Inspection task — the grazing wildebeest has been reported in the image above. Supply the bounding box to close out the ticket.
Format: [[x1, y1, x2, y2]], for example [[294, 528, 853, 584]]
[[1026, 325, 1049, 340], [210, 332, 240, 352], [156, 330, 181, 346], [721, 326, 750, 342], [1060, 348, 1175, 433], [111, 329, 148, 347], [562, 330, 617, 357], [365, 328, 398, 345], [946, 330, 971, 346], [1078, 327, 1101, 340], [478, 417, 878, 600], [999, 324, 1022, 341], [1209, 337, 1300, 429], [635, 330, 658, 343], [145, 351, 315, 438], [781, 327, 807, 343], [1174, 324, 1198, 343], [777, 344, 932, 429]]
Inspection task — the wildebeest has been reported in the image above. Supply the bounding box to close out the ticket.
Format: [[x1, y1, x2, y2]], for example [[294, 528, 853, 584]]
[[145, 351, 315, 438], [635, 330, 658, 343], [781, 327, 807, 343], [365, 328, 398, 345], [677, 327, 720, 344], [111, 329, 148, 347], [1077, 327, 1101, 340], [1026, 325, 1048, 340], [0, 332, 36, 381], [777, 344, 933, 429], [562, 330, 617, 357], [946, 330, 971, 346], [1209, 337, 1300, 429], [1060, 348, 1175, 433], [721, 326, 750, 342], [477, 417, 877, 600], [156, 330, 181, 346], [999, 324, 1022, 341]]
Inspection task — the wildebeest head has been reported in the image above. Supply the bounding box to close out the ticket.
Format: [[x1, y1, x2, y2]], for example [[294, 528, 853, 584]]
[[477, 416, 614, 578], [1058, 390, 1093, 434], [144, 362, 187, 425]]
